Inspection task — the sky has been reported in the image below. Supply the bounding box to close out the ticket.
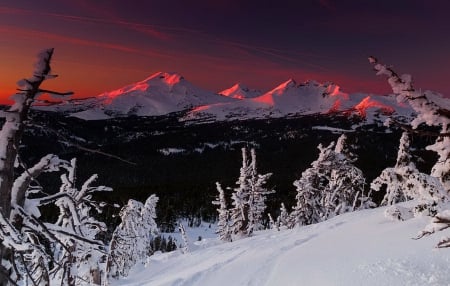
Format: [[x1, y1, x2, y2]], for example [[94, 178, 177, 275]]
[[0, 0, 449, 103]]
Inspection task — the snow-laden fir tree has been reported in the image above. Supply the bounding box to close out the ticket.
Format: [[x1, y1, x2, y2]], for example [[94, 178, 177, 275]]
[[141, 194, 159, 254], [371, 132, 445, 209], [106, 194, 159, 281], [290, 142, 334, 226], [246, 149, 274, 235], [323, 134, 373, 219], [277, 203, 291, 229], [229, 148, 251, 237], [291, 135, 372, 227], [228, 148, 273, 238], [179, 223, 189, 254], [212, 182, 231, 242], [268, 213, 278, 231]]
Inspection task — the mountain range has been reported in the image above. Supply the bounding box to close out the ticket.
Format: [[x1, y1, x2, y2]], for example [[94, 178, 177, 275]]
[[37, 72, 415, 123]]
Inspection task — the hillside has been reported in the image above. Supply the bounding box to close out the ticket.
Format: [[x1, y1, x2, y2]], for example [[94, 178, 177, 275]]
[[112, 202, 450, 286]]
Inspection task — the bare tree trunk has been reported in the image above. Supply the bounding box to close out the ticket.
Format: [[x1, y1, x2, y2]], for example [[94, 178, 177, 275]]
[[0, 48, 55, 218], [0, 49, 72, 286]]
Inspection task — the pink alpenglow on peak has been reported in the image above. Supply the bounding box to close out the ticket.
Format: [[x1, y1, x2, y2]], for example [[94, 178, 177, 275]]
[[219, 83, 261, 100], [41, 72, 415, 122]]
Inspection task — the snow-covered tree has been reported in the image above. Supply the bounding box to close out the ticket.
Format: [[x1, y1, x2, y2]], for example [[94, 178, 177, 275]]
[[179, 223, 189, 254], [291, 135, 372, 227], [50, 158, 112, 285], [323, 134, 373, 219], [246, 149, 274, 235], [277, 203, 291, 229], [369, 56, 450, 194], [141, 194, 159, 254], [212, 182, 231, 242], [371, 132, 445, 209], [0, 49, 74, 285], [290, 142, 334, 226], [0, 50, 118, 286], [369, 57, 450, 245], [0, 49, 72, 221], [106, 194, 159, 281], [229, 148, 251, 237], [268, 213, 278, 231], [228, 148, 273, 238]]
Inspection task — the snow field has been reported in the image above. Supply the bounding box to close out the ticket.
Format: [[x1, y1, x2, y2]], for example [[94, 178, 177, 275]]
[[113, 204, 450, 286]]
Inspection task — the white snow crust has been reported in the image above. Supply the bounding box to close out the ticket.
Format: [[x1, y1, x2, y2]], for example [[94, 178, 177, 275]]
[[112, 203, 450, 286]]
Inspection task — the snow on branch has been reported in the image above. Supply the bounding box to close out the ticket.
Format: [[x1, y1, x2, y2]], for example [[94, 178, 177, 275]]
[[368, 56, 450, 129]]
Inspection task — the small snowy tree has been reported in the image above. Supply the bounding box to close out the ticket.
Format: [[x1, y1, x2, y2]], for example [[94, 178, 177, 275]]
[[290, 142, 334, 226], [277, 203, 291, 229], [323, 134, 373, 219], [371, 132, 445, 211], [291, 135, 372, 227], [50, 158, 112, 286], [141, 194, 159, 255], [178, 223, 189, 254], [229, 148, 251, 237], [268, 213, 278, 231], [228, 148, 273, 239], [106, 194, 159, 281], [246, 149, 274, 235], [212, 182, 231, 242]]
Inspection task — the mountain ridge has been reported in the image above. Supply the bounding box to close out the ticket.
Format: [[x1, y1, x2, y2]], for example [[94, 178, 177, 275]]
[[35, 71, 416, 123]]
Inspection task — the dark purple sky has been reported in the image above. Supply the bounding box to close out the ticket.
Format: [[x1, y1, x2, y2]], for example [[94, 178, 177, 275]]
[[1, 0, 449, 102]]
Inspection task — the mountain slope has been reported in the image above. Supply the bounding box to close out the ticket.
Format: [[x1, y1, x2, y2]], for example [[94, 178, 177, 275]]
[[70, 72, 234, 120], [35, 72, 415, 123], [184, 80, 414, 123], [219, 83, 262, 99], [113, 203, 450, 286]]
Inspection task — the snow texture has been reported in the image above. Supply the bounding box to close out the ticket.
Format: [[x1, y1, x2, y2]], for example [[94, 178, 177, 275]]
[[110, 203, 450, 286]]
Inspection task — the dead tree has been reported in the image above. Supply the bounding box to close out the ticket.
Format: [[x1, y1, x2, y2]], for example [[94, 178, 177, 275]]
[[0, 48, 72, 285], [0, 48, 72, 218]]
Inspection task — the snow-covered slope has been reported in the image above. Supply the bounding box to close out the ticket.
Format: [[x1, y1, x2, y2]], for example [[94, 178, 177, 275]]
[[113, 203, 450, 286], [69, 72, 235, 120], [184, 80, 414, 123]]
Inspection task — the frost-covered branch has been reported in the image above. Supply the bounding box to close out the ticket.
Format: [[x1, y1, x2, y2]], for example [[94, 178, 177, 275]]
[[369, 56, 450, 192]]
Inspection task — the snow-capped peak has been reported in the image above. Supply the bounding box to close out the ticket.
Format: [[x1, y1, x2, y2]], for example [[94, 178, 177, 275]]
[[219, 83, 261, 99], [70, 72, 232, 120], [141, 71, 185, 86], [270, 78, 297, 94], [37, 71, 415, 123], [99, 71, 186, 102]]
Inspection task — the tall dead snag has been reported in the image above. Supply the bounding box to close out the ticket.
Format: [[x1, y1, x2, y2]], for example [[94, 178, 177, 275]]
[[0, 49, 72, 285], [0, 48, 72, 218]]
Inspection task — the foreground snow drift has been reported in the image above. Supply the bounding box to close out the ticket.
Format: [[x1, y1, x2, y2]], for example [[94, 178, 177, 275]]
[[113, 205, 450, 286]]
